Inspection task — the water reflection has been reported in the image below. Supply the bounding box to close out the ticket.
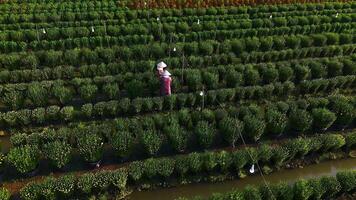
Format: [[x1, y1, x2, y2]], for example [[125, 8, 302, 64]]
[[129, 158, 356, 200]]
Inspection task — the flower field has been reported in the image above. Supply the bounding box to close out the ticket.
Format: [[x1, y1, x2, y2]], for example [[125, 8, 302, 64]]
[[0, 0, 355, 199]]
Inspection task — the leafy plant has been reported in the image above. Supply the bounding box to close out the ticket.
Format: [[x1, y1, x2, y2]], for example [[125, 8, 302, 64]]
[[0, 188, 10, 200], [265, 109, 287, 136], [164, 122, 188, 153], [6, 145, 39, 174], [288, 109, 312, 133], [311, 108, 336, 131], [243, 115, 265, 142], [111, 131, 134, 158], [195, 121, 215, 149], [77, 133, 103, 163], [79, 84, 98, 101], [140, 130, 162, 156], [219, 117, 243, 148], [43, 141, 72, 169]]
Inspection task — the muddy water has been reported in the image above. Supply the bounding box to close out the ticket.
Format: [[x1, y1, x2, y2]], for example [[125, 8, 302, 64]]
[[0, 135, 11, 153], [129, 158, 356, 200]]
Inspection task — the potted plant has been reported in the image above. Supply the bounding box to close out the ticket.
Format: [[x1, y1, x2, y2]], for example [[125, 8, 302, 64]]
[[6, 145, 40, 177], [77, 133, 103, 168], [43, 141, 72, 171]]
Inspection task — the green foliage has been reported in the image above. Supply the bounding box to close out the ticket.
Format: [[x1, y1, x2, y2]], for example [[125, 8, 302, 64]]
[[336, 171, 356, 192], [111, 131, 134, 158], [195, 121, 215, 149], [52, 85, 72, 104], [27, 82, 48, 106], [77, 133, 103, 162], [79, 84, 98, 101], [103, 83, 120, 99], [0, 188, 10, 200], [265, 109, 287, 136], [311, 108, 336, 131], [289, 109, 312, 133], [43, 141, 72, 169], [219, 117, 243, 148], [164, 122, 188, 153], [6, 145, 39, 174], [140, 130, 162, 156], [293, 179, 313, 200], [243, 115, 265, 142], [126, 80, 144, 98]]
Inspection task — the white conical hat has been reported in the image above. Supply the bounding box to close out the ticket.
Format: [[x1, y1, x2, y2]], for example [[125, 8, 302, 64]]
[[157, 61, 167, 70]]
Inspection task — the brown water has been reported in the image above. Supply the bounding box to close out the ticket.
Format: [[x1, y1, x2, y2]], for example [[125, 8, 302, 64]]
[[129, 158, 356, 200], [0, 135, 11, 153]]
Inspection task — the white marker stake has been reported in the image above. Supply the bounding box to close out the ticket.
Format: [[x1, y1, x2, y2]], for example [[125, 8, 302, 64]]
[[197, 19, 200, 24], [173, 47, 176, 52], [200, 91, 204, 96], [42, 28, 46, 34], [157, 17, 160, 21], [269, 15, 272, 19], [91, 26, 95, 33], [249, 164, 255, 174]]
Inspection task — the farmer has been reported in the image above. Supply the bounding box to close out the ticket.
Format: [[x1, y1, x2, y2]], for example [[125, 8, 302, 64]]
[[156, 61, 172, 96]]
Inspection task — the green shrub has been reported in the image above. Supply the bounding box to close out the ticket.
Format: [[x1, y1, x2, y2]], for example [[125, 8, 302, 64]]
[[128, 161, 144, 182], [272, 146, 289, 168], [278, 66, 293, 82], [293, 179, 313, 200], [140, 130, 162, 156], [330, 98, 355, 127], [243, 115, 265, 142], [195, 121, 215, 149], [32, 107, 46, 124], [126, 80, 144, 98], [157, 158, 175, 178], [261, 67, 279, 84], [265, 109, 287, 136], [320, 176, 341, 198], [202, 72, 219, 89], [6, 145, 39, 174], [245, 37, 260, 52], [327, 61, 343, 77], [79, 84, 98, 101], [186, 70, 202, 91], [81, 103, 93, 118], [187, 152, 203, 173], [111, 131, 134, 159], [309, 61, 326, 79], [2, 90, 23, 110], [199, 42, 214, 55], [77, 173, 95, 194], [56, 174, 75, 196], [43, 141, 72, 169], [274, 182, 294, 200], [242, 186, 261, 200], [311, 108, 336, 131], [244, 67, 260, 86], [342, 59, 355, 75], [231, 39, 245, 55], [103, 83, 120, 99], [225, 69, 243, 87], [60, 106, 74, 121], [27, 82, 48, 106], [0, 188, 10, 200], [345, 132, 356, 148], [77, 133, 103, 163], [294, 64, 310, 82], [164, 122, 188, 153], [312, 34, 327, 46], [336, 171, 356, 192], [320, 134, 345, 152], [288, 109, 312, 133], [52, 85, 72, 104], [219, 117, 243, 148], [142, 158, 159, 179], [175, 155, 190, 177]]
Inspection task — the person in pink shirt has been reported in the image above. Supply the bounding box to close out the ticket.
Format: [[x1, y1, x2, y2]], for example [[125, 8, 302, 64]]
[[156, 62, 172, 96]]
